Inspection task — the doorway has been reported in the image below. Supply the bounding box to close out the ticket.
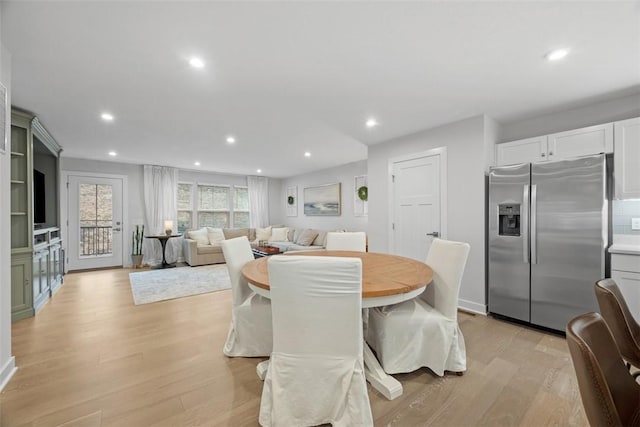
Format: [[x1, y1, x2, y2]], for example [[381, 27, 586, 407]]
[[389, 147, 447, 261], [65, 173, 126, 271]]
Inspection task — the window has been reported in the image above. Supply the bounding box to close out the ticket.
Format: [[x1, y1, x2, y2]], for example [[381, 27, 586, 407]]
[[79, 183, 113, 256], [233, 186, 249, 228], [177, 183, 193, 234], [198, 184, 230, 228]]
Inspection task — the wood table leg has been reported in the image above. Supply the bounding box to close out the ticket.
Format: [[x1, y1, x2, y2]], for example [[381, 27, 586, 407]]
[[363, 341, 403, 400]]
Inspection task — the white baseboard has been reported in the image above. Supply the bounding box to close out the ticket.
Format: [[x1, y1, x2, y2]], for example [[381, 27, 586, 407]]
[[458, 299, 487, 315], [0, 356, 16, 392]]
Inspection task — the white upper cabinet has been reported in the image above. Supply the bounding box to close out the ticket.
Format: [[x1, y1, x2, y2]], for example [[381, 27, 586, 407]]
[[614, 117, 640, 199], [495, 136, 548, 166], [547, 123, 613, 161], [496, 123, 614, 166]]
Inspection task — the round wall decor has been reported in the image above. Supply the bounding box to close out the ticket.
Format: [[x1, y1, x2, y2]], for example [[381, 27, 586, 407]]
[[357, 185, 368, 201], [287, 195, 295, 205]]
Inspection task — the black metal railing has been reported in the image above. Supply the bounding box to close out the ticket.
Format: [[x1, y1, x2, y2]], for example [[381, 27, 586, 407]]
[[80, 226, 113, 256]]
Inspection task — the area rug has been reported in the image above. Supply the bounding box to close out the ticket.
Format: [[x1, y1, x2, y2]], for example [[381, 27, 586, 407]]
[[129, 264, 231, 305]]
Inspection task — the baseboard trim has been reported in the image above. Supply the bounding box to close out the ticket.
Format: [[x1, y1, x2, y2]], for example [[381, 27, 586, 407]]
[[0, 356, 17, 392], [459, 299, 487, 315]]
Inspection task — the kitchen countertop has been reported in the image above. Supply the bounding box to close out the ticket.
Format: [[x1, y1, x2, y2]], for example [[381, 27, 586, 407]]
[[609, 235, 640, 256]]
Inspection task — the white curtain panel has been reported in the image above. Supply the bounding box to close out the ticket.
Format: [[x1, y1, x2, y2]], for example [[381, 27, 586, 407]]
[[248, 175, 269, 228], [143, 165, 178, 265]]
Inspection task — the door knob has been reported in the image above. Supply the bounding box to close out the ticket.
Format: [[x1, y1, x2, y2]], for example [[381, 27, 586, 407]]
[[426, 232, 439, 237]]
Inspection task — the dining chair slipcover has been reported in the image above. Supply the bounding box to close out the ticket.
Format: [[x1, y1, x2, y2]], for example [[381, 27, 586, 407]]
[[595, 278, 640, 372], [220, 236, 273, 357], [566, 312, 640, 426], [325, 231, 367, 252], [366, 238, 470, 375], [258, 256, 373, 427]]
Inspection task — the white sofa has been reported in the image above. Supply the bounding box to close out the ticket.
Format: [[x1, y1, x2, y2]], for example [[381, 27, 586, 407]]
[[182, 226, 330, 266]]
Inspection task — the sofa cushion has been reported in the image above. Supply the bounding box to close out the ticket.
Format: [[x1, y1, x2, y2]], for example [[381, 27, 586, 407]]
[[255, 226, 272, 242], [197, 245, 224, 255], [223, 228, 249, 239], [312, 230, 327, 247], [269, 227, 289, 242], [206, 227, 225, 246], [296, 229, 319, 246], [188, 228, 210, 246], [292, 227, 304, 243]]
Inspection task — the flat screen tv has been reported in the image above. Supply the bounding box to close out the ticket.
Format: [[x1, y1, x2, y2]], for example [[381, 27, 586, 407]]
[[33, 169, 46, 225]]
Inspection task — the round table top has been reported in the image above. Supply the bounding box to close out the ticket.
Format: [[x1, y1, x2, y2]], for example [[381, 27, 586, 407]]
[[145, 234, 181, 239], [241, 250, 433, 298]]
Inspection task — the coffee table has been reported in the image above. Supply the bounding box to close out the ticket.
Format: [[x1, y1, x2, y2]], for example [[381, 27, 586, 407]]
[[251, 245, 281, 258]]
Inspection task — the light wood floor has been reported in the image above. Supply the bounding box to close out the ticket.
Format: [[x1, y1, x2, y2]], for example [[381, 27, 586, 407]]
[[0, 267, 587, 427]]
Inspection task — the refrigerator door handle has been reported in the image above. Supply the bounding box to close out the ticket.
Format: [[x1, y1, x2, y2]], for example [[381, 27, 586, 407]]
[[523, 184, 530, 264], [531, 184, 538, 265]]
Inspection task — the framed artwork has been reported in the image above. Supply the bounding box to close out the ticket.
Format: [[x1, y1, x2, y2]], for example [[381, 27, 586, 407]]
[[304, 183, 341, 216], [0, 83, 6, 154], [286, 185, 297, 217], [354, 175, 368, 216]]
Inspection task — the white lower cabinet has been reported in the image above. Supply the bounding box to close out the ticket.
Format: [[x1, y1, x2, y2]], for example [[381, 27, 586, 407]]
[[611, 253, 640, 316]]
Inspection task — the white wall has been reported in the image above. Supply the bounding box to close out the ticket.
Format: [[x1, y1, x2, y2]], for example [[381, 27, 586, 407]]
[[499, 92, 640, 142], [368, 116, 489, 314], [0, 4, 17, 391], [272, 160, 368, 232]]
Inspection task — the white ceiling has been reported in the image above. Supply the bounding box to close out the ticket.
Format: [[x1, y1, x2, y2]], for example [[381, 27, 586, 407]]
[[2, 1, 639, 178]]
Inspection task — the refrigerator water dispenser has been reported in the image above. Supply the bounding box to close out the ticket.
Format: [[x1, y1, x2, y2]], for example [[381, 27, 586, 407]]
[[498, 204, 520, 236]]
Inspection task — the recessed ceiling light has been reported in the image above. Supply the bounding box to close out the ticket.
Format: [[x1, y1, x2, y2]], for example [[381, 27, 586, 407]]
[[366, 118, 378, 128], [546, 48, 569, 62], [101, 113, 114, 122], [108, 151, 117, 156], [304, 152, 311, 157], [226, 136, 236, 144], [189, 57, 205, 68], [256, 169, 262, 173], [194, 161, 201, 166]]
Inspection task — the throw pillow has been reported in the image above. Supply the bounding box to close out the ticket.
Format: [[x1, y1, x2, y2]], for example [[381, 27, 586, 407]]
[[206, 227, 225, 246], [255, 226, 272, 242], [296, 229, 319, 246], [313, 230, 327, 247], [188, 228, 210, 246], [269, 227, 289, 242], [223, 228, 249, 240]]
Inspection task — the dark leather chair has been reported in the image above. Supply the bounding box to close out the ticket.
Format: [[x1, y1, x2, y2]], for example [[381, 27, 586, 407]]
[[595, 278, 640, 374], [566, 312, 640, 426]]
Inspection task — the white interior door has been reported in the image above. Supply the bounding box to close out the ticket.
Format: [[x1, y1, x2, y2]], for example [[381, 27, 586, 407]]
[[67, 175, 123, 270], [390, 151, 443, 261]]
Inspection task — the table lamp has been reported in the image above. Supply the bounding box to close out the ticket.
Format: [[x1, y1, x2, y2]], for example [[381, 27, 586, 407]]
[[164, 220, 173, 236]]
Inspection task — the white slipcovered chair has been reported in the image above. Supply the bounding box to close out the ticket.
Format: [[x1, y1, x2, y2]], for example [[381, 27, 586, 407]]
[[325, 231, 367, 252], [220, 236, 272, 357], [366, 238, 470, 376], [258, 256, 373, 427]]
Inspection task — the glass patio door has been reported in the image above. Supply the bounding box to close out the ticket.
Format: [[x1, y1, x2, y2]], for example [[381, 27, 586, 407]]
[[67, 175, 123, 270]]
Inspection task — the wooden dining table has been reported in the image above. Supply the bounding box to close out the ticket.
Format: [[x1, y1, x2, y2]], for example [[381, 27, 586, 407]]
[[241, 250, 433, 400]]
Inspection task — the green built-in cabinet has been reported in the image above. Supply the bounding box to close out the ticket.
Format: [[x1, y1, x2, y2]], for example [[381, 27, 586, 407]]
[[10, 110, 62, 321]]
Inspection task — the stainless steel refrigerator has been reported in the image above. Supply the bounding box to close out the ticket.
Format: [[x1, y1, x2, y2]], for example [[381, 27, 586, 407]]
[[488, 154, 608, 332]]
